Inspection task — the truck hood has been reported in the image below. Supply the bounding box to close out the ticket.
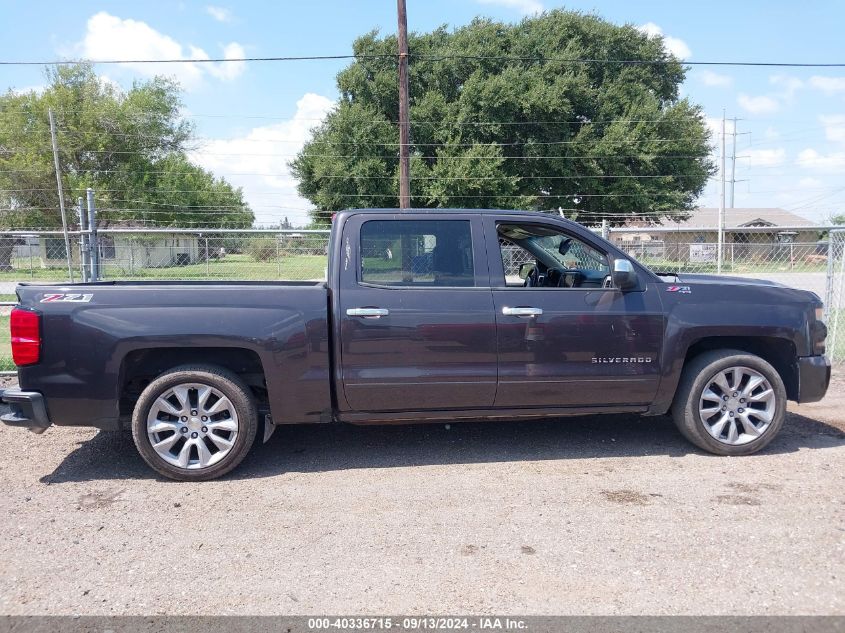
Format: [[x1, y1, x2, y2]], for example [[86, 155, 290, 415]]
[[672, 273, 783, 287], [666, 273, 822, 303]]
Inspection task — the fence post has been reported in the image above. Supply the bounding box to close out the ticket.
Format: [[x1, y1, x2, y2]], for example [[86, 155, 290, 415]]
[[205, 237, 210, 279], [601, 219, 609, 240], [277, 235, 281, 278], [28, 242, 33, 279], [827, 231, 844, 362], [77, 196, 88, 283], [825, 236, 834, 323], [86, 188, 98, 281]]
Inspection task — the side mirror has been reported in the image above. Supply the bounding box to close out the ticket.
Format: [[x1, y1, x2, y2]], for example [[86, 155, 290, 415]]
[[612, 259, 638, 291], [558, 238, 572, 256], [518, 263, 535, 280]]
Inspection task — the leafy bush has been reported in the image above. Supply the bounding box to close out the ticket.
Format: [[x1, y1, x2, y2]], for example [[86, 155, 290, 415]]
[[245, 238, 277, 262]]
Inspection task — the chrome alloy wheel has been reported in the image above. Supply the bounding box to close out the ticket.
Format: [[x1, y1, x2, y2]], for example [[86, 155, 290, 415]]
[[698, 366, 776, 446], [146, 382, 239, 469]]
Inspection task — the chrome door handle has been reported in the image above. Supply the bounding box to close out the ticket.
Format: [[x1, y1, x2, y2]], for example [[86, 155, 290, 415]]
[[346, 307, 389, 318], [502, 306, 543, 317]]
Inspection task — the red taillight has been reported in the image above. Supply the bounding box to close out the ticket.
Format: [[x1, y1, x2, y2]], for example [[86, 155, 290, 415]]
[[10, 308, 41, 366]]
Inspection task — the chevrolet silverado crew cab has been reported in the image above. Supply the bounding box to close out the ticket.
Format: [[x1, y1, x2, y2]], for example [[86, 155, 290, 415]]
[[1, 209, 831, 480]]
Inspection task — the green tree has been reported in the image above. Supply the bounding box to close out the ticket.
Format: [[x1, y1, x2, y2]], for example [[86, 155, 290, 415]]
[[0, 64, 253, 230], [293, 11, 715, 225]]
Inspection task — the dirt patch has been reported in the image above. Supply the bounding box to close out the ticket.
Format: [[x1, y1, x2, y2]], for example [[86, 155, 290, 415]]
[[76, 488, 124, 510], [601, 489, 651, 505], [789, 366, 845, 431], [725, 482, 781, 493], [714, 494, 762, 506]]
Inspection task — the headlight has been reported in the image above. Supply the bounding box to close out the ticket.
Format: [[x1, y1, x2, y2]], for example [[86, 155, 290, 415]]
[[812, 305, 827, 355]]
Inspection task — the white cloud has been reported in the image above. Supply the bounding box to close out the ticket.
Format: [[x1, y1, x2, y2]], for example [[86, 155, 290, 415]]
[[190, 93, 335, 227], [8, 84, 46, 95], [819, 114, 845, 143], [796, 148, 845, 172], [808, 76, 845, 95], [205, 42, 246, 80], [737, 93, 779, 115], [476, 0, 544, 14], [699, 70, 732, 87], [764, 126, 779, 140], [78, 12, 245, 89], [798, 177, 823, 188], [636, 22, 691, 59], [205, 5, 232, 22], [705, 116, 735, 140], [745, 148, 786, 167], [769, 74, 803, 99]]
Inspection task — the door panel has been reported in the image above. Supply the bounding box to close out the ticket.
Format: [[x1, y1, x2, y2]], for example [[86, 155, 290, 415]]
[[486, 217, 664, 408], [338, 215, 497, 412], [493, 288, 664, 407]]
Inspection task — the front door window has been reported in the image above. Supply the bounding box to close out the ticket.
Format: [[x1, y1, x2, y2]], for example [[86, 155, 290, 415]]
[[496, 223, 611, 289]]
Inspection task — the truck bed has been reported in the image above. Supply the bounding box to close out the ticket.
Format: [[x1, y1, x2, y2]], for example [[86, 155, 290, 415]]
[[14, 281, 333, 429]]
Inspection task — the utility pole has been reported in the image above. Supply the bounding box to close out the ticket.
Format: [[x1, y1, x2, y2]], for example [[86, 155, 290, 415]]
[[397, 0, 411, 209], [729, 117, 737, 209], [717, 110, 726, 274], [728, 117, 750, 209], [48, 108, 74, 283]]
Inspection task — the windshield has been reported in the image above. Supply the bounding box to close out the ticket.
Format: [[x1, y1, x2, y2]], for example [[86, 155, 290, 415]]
[[529, 235, 609, 272]]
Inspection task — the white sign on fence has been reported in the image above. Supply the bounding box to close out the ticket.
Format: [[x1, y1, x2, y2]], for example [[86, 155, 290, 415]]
[[690, 243, 717, 263]]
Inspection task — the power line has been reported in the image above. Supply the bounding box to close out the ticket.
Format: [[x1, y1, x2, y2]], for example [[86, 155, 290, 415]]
[[1, 54, 843, 67]]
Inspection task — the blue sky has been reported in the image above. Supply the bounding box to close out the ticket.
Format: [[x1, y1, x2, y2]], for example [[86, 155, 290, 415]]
[[2, 0, 844, 226]]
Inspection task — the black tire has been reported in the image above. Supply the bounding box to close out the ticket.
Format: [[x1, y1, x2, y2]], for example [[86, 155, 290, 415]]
[[671, 349, 787, 456], [131, 364, 258, 481]]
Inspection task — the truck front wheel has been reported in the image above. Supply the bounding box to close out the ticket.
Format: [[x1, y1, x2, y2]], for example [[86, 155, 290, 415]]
[[131, 365, 258, 481], [671, 350, 787, 455]]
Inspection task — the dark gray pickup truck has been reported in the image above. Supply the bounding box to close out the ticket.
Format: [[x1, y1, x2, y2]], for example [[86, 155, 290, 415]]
[[2, 209, 831, 480]]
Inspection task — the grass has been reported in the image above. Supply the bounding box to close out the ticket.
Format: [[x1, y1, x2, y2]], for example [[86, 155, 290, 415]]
[[0, 253, 328, 283], [827, 308, 845, 361], [632, 257, 829, 274], [0, 315, 11, 372], [100, 253, 328, 281]]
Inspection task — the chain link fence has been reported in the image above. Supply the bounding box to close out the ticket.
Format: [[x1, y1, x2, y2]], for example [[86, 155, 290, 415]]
[[0, 230, 332, 284], [825, 230, 845, 363], [0, 223, 842, 371]]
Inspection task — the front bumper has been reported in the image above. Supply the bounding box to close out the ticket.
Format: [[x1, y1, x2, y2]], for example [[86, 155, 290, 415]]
[[796, 355, 831, 404], [0, 389, 51, 433]]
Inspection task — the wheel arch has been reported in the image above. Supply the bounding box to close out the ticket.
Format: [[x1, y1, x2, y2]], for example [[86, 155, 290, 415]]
[[118, 347, 267, 419], [681, 336, 798, 400]]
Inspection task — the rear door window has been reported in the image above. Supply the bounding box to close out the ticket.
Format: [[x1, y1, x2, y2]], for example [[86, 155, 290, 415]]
[[360, 220, 475, 287]]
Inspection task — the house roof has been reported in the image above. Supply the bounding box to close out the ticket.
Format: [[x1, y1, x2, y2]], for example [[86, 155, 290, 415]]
[[666, 207, 817, 229]]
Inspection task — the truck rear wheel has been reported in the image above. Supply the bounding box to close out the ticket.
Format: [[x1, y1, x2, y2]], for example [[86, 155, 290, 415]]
[[671, 350, 786, 455], [131, 365, 258, 481]]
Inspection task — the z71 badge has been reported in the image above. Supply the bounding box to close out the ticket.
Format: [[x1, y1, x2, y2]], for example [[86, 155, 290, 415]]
[[40, 293, 93, 303], [666, 285, 692, 294]]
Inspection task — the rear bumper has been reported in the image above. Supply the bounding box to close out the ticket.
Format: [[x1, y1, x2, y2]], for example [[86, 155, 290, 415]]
[[796, 355, 831, 404], [0, 389, 51, 432]]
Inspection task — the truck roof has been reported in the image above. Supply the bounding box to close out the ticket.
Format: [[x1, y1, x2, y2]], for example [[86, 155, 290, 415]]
[[342, 208, 566, 217], [337, 208, 584, 227]]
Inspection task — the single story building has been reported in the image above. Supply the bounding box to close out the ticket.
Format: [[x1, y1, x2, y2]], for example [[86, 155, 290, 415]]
[[41, 230, 201, 271], [613, 208, 821, 264]]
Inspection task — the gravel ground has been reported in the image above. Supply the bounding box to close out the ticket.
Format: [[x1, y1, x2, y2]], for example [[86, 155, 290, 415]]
[[0, 373, 843, 616]]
